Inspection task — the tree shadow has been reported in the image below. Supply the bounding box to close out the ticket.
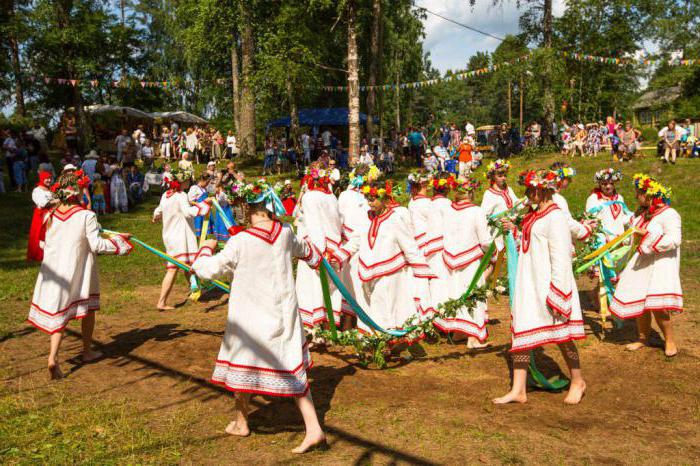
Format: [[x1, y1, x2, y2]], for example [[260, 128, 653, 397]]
[[0, 326, 36, 343]]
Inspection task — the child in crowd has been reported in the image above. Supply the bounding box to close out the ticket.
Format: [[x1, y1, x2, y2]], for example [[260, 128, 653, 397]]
[[92, 173, 106, 215]]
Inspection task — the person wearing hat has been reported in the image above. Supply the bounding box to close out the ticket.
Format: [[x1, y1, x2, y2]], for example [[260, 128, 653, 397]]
[[610, 174, 682, 357], [422, 147, 438, 172], [494, 169, 587, 405], [153, 168, 212, 310], [192, 179, 326, 453], [433, 177, 491, 348], [81, 150, 99, 181], [458, 136, 474, 177], [27, 170, 133, 380], [27, 171, 59, 262]]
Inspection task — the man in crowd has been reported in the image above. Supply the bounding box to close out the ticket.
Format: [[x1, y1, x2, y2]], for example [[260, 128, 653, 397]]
[[115, 129, 131, 163]]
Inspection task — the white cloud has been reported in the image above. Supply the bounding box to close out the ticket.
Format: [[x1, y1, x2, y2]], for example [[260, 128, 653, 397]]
[[417, 0, 565, 74]]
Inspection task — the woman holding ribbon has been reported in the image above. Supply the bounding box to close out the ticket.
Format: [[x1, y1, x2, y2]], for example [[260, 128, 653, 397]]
[[28, 171, 133, 379], [192, 179, 326, 453], [481, 160, 520, 249], [610, 174, 682, 357], [152, 168, 212, 310], [585, 168, 631, 240], [494, 169, 587, 405]]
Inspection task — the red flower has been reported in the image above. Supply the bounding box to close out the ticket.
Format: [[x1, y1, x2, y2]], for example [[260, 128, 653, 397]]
[[50, 182, 60, 192]]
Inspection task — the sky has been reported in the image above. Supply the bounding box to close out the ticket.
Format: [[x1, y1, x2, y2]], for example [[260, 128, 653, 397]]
[[417, 0, 566, 74]]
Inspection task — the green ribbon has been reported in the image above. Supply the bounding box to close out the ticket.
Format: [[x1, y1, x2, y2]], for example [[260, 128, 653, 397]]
[[319, 264, 338, 340]]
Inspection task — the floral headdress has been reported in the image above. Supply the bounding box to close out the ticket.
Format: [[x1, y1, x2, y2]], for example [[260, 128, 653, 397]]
[[222, 181, 244, 203], [51, 170, 91, 202], [349, 163, 380, 189], [454, 177, 481, 194], [485, 159, 510, 179], [633, 173, 671, 205], [166, 167, 194, 191], [594, 168, 623, 183], [240, 178, 287, 215], [518, 169, 560, 191], [407, 170, 431, 184], [302, 164, 331, 192], [550, 161, 576, 180], [431, 172, 457, 194], [361, 180, 396, 200]]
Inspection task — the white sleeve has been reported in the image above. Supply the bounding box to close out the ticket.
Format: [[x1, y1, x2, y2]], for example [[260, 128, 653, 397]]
[[153, 195, 164, 220], [192, 242, 237, 281], [291, 230, 321, 269], [178, 192, 210, 220], [32, 189, 52, 208], [545, 213, 575, 318], [584, 194, 597, 213], [475, 208, 492, 250], [638, 210, 682, 255], [395, 214, 436, 279], [85, 213, 133, 256]]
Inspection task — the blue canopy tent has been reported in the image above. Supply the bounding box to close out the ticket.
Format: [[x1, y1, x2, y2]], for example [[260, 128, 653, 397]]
[[266, 107, 376, 129]]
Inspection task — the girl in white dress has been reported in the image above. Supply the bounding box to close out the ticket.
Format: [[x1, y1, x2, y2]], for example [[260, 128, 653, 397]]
[[481, 160, 520, 251], [494, 169, 587, 405], [335, 181, 436, 339], [426, 173, 455, 311], [152, 168, 212, 310], [610, 174, 682, 357], [294, 165, 346, 328], [434, 178, 492, 347], [28, 171, 133, 379], [192, 180, 326, 453], [407, 171, 433, 254], [585, 168, 631, 240], [110, 165, 128, 213]]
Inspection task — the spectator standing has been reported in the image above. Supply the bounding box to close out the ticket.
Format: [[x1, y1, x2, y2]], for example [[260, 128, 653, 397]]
[[186, 128, 199, 164], [160, 127, 172, 160], [3, 130, 18, 189], [458, 136, 474, 178], [81, 150, 99, 180], [140, 139, 155, 168], [115, 129, 131, 163], [301, 132, 311, 165], [465, 121, 475, 138], [226, 130, 237, 158]]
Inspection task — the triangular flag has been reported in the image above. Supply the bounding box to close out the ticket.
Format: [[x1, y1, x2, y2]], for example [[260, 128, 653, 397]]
[[140, 81, 146, 88], [70, 79, 78, 86]]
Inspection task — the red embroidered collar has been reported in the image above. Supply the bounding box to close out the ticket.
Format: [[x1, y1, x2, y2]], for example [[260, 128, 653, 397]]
[[368, 208, 395, 249], [489, 186, 514, 209], [520, 204, 559, 253], [432, 194, 447, 200], [165, 189, 181, 198], [243, 221, 282, 244], [451, 200, 476, 211], [52, 205, 85, 222], [412, 194, 429, 200]]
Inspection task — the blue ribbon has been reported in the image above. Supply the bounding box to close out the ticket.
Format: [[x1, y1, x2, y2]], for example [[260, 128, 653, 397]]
[[250, 188, 287, 217], [587, 200, 632, 216]]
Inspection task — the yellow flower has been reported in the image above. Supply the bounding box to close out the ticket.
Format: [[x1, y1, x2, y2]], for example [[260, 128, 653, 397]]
[[438, 179, 447, 186]]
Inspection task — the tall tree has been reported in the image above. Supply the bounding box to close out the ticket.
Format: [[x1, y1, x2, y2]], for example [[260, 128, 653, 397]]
[[365, 0, 381, 139], [346, 0, 360, 160]]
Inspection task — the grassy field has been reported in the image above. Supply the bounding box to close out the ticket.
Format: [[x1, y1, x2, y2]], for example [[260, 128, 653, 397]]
[[1, 153, 699, 465]]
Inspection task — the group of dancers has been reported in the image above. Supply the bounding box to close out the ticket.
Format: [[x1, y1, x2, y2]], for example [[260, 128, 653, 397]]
[[25, 157, 682, 453]]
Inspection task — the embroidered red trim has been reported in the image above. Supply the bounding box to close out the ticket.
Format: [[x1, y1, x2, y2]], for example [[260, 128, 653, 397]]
[[243, 221, 282, 244], [520, 204, 560, 253], [52, 205, 85, 222]]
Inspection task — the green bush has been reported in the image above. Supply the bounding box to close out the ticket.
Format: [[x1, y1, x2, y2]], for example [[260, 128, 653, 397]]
[[640, 126, 659, 143]]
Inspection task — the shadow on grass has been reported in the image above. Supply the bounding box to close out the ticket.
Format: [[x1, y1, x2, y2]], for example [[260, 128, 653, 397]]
[[63, 326, 438, 465]]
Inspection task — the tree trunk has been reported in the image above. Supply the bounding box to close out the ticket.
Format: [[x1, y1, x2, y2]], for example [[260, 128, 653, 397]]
[[287, 80, 299, 151], [9, 34, 25, 117], [72, 81, 93, 153], [230, 41, 241, 133], [519, 75, 524, 133], [239, 17, 256, 159], [347, 0, 360, 161], [395, 67, 401, 131], [542, 0, 554, 144], [507, 80, 512, 124], [365, 0, 381, 140]]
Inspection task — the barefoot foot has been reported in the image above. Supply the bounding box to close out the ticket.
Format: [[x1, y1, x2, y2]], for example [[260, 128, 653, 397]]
[[625, 341, 648, 351], [157, 303, 176, 311], [292, 432, 327, 454], [225, 420, 250, 437], [467, 338, 491, 349], [664, 342, 678, 357], [48, 362, 63, 380], [564, 380, 587, 405], [492, 391, 527, 405], [82, 350, 103, 363]]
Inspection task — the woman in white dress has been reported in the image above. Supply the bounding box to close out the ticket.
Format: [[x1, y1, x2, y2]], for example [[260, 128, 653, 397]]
[[152, 168, 212, 310], [407, 171, 433, 254], [585, 168, 631, 240], [481, 160, 520, 251], [192, 180, 326, 453], [27, 171, 59, 261], [425, 173, 455, 311], [610, 174, 682, 357], [434, 178, 492, 347], [494, 169, 587, 405], [294, 165, 346, 328], [27, 171, 133, 379], [335, 181, 436, 339]]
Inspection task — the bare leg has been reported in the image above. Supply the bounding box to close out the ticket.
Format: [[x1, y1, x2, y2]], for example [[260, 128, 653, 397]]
[[81, 312, 103, 362], [225, 393, 251, 437], [48, 331, 64, 380], [652, 311, 678, 356], [626, 312, 652, 351], [467, 336, 490, 349], [558, 341, 586, 404], [493, 351, 528, 404], [157, 268, 178, 310], [292, 391, 326, 454]]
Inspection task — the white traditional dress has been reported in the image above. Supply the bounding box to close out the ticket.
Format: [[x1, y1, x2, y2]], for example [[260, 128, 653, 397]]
[[434, 200, 492, 341], [336, 207, 436, 339], [610, 206, 682, 319], [294, 188, 346, 327], [192, 222, 321, 396], [510, 204, 586, 352], [27, 206, 133, 334], [481, 185, 520, 250], [553, 192, 592, 241], [153, 190, 210, 269], [585, 190, 631, 241], [407, 194, 432, 253], [337, 186, 370, 315], [425, 194, 452, 310]]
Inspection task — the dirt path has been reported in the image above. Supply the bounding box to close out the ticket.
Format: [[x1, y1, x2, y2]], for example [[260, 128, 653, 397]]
[[2, 280, 700, 465]]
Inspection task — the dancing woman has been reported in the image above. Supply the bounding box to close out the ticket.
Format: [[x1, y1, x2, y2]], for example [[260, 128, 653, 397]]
[[494, 169, 587, 405], [192, 179, 326, 453], [610, 174, 682, 357], [27, 171, 133, 379]]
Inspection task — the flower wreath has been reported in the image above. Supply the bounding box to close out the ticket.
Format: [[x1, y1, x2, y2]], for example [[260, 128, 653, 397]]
[[302, 164, 332, 192], [407, 170, 431, 184], [485, 159, 511, 178], [594, 168, 623, 183], [550, 161, 576, 179], [633, 173, 671, 205], [166, 167, 194, 191], [51, 170, 91, 202], [518, 169, 559, 191], [361, 180, 396, 200], [349, 163, 380, 188], [431, 173, 457, 194], [455, 177, 481, 194]]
